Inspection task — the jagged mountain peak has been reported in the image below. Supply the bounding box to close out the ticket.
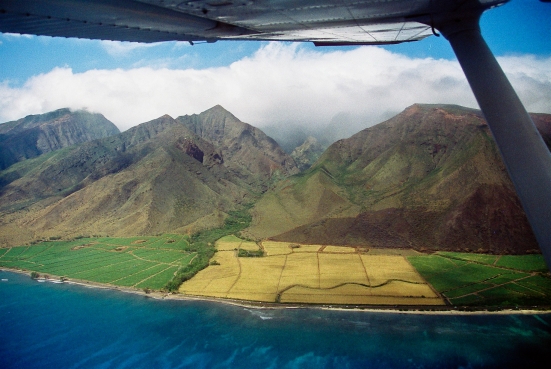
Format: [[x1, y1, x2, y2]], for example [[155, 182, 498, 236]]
[[177, 105, 249, 146], [177, 106, 299, 185], [202, 104, 237, 117], [0, 108, 120, 170]]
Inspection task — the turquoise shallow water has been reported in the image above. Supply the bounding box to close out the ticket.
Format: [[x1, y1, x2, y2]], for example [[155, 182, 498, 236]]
[[1, 270, 550, 369]]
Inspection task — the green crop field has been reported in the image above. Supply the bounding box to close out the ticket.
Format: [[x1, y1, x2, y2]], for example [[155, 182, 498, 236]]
[[408, 252, 551, 307], [0, 234, 193, 290]]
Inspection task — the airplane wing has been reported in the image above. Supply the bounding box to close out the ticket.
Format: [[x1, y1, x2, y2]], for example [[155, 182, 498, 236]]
[[0, 0, 504, 45]]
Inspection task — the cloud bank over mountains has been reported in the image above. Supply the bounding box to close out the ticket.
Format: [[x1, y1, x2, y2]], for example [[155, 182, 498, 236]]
[[1, 43, 550, 132]]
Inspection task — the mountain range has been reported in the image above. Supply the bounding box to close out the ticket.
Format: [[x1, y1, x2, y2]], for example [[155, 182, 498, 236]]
[[246, 104, 551, 254], [0, 104, 549, 255], [0, 106, 297, 246]]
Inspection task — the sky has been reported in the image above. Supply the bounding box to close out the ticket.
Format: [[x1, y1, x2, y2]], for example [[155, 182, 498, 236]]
[[0, 0, 550, 136]]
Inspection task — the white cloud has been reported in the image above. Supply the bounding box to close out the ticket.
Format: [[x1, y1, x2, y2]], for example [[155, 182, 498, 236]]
[[100, 40, 168, 57], [1, 33, 34, 39], [0, 43, 549, 133]]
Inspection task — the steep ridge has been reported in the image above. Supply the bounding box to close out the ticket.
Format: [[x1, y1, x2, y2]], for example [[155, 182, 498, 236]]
[[0, 113, 254, 246], [177, 105, 299, 189], [247, 104, 550, 254], [0, 108, 120, 170], [291, 136, 326, 171]]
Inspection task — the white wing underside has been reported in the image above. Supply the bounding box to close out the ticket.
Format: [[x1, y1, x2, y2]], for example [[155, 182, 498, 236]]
[[0, 0, 506, 45]]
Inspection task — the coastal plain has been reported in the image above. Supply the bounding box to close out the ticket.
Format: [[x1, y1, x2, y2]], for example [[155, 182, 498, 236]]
[[180, 236, 445, 305], [0, 235, 192, 290], [1, 234, 551, 308]]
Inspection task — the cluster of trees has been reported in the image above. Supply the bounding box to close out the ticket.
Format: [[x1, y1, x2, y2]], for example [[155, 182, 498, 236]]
[[164, 205, 253, 292], [237, 249, 264, 257]]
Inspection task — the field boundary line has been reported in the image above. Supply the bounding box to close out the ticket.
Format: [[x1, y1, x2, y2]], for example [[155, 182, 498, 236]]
[[369, 279, 426, 288], [405, 256, 442, 299], [20, 243, 57, 261], [449, 274, 539, 299], [108, 262, 168, 284], [36, 251, 130, 272], [439, 253, 541, 273], [172, 253, 194, 266], [280, 280, 435, 296], [0, 259, 44, 268], [188, 253, 198, 265], [316, 251, 321, 289], [33, 251, 125, 270], [128, 249, 180, 266], [511, 278, 546, 296], [1, 247, 14, 258], [0, 248, 10, 259], [69, 258, 147, 278], [358, 252, 371, 287], [225, 249, 242, 296], [68, 257, 148, 278], [282, 280, 427, 291], [278, 282, 370, 295], [132, 265, 175, 287], [423, 258, 473, 279], [275, 254, 288, 298]]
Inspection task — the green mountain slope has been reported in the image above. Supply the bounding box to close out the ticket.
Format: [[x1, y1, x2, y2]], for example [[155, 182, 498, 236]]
[[246, 104, 550, 254]]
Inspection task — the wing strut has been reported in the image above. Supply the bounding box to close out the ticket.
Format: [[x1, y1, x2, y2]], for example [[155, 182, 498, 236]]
[[435, 12, 551, 270]]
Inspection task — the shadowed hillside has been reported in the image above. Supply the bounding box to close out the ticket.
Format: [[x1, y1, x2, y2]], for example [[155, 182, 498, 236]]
[[246, 104, 551, 254], [177, 105, 298, 189]]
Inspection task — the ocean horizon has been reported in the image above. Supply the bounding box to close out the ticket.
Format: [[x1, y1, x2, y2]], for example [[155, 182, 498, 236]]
[[1, 269, 550, 369]]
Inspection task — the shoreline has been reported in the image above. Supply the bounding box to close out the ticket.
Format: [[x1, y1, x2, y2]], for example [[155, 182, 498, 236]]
[[2, 267, 550, 315]]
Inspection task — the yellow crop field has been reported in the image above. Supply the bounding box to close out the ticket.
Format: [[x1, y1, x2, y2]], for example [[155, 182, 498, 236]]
[[239, 241, 261, 251], [262, 241, 293, 256], [215, 235, 244, 251], [280, 285, 371, 304], [279, 253, 320, 289], [322, 246, 356, 253], [226, 256, 286, 302], [366, 248, 422, 256], [371, 280, 439, 298], [281, 284, 443, 305], [216, 243, 239, 251], [180, 250, 239, 297], [361, 255, 425, 286], [217, 235, 242, 243], [291, 245, 322, 253], [215, 243, 238, 251], [318, 253, 368, 288], [180, 238, 445, 305]]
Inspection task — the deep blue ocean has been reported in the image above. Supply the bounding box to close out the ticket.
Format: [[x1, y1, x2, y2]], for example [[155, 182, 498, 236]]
[[1, 270, 550, 369]]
